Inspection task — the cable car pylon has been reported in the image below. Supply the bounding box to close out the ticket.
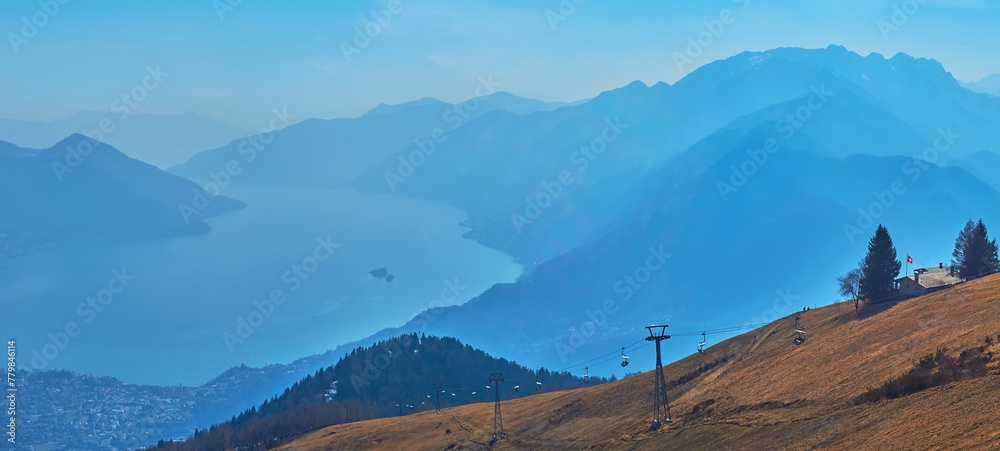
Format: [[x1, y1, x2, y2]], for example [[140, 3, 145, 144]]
[[432, 382, 443, 412], [646, 325, 673, 430], [489, 372, 506, 442]]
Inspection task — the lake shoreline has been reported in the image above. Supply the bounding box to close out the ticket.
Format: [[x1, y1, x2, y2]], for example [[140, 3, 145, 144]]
[[1, 185, 522, 386]]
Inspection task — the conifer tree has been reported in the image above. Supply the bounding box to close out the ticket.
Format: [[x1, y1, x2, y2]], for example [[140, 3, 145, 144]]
[[953, 219, 999, 279], [859, 225, 902, 301]]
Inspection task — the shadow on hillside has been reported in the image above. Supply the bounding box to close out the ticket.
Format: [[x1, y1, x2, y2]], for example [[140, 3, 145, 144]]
[[856, 294, 915, 320]]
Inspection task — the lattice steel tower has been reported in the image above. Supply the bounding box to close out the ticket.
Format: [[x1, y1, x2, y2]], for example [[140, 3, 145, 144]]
[[646, 325, 673, 429], [432, 382, 443, 412], [489, 372, 506, 441]]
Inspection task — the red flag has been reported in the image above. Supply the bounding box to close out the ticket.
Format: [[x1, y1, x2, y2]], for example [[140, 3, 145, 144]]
[[907, 255, 913, 264]]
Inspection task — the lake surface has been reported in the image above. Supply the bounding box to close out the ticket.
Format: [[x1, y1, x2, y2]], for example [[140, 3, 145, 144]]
[[0, 185, 522, 385]]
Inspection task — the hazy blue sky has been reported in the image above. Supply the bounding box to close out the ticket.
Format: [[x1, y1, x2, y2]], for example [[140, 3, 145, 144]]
[[2, 0, 997, 128]]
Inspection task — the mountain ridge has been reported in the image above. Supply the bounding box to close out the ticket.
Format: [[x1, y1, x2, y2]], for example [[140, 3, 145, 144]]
[[155, 47, 1000, 434], [961, 73, 1000, 96], [0, 111, 251, 168], [0, 135, 245, 258], [277, 273, 1000, 450]]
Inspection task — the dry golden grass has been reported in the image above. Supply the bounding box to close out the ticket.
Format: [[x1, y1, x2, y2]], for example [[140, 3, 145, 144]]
[[276, 274, 1000, 450]]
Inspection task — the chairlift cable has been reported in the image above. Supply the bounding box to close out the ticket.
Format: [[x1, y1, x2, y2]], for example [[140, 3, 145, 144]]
[[557, 338, 646, 372], [559, 322, 770, 373]]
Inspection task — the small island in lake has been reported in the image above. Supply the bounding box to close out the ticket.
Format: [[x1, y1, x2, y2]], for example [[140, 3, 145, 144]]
[[370, 267, 395, 282]]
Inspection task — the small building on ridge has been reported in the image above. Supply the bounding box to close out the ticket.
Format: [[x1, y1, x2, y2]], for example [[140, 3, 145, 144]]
[[895, 263, 962, 297]]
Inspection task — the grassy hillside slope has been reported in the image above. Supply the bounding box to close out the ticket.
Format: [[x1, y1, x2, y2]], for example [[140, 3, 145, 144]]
[[277, 274, 1000, 450]]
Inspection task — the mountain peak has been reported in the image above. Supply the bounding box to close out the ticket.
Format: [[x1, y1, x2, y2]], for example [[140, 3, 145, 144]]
[[888, 51, 915, 62], [977, 73, 1000, 84], [961, 73, 1000, 96], [362, 97, 446, 116], [480, 91, 521, 100], [623, 80, 648, 89], [688, 45, 959, 95], [53, 133, 103, 149]]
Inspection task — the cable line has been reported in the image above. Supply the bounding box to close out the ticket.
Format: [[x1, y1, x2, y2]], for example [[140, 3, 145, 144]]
[[558, 322, 771, 373]]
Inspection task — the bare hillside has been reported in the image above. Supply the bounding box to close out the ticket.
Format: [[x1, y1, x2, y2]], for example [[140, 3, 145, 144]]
[[276, 274, 1000, 450]]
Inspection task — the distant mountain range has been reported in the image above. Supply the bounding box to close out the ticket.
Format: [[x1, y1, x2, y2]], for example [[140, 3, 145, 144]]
[[12, 45, 1000, 449], [353, 45, 1000, 264], [0, 135, 245, 258], [338, 45, 1000, 375], [161, 46, 1000, 376], [960, 74, 1000, 96], [944, 149, 1000, 192], [167, 91, 587, 186], [0, 112, 251, 168], [363, 91, 586, 117]]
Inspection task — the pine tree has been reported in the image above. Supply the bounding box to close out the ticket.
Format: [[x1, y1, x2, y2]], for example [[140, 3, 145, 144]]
[[951, 220, 974, 273], [954, 219, 999, 279], [859, 224, 902, 302]]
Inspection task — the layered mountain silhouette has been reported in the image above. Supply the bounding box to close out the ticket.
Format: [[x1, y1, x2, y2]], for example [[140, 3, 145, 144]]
[[360, 148, 1000, 375], [945, 149, 1000, 192], [159, 45, 1000, 378], [0, 135, 245, 258], [344, 46, 1000, 266], [17, 46, 1000, 449], [168, 91, 582, 187], [363, 91, 584, 117], [960, 73, 1000, 96], [171, 48, 1000, 261], [333, 46, 1000, 374], [0, 112, 251, 168]]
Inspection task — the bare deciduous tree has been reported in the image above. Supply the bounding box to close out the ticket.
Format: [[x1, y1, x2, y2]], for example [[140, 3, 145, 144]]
[[837, 264, 863, 309]]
